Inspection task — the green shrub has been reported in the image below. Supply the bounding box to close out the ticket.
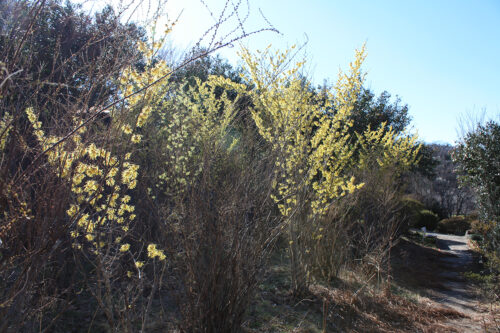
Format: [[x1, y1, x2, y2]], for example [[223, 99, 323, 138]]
[[400, 197, 440, 231], [414, 209, 439, 230], [437, 216, 471, 235], [400, 196, 426, 230]]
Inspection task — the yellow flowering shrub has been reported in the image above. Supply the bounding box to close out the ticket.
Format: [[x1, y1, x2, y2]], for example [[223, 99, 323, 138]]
[[1, 9, 428, 327], [25, 107, 138, 250], [235, 45, 369, 292], [21, 34, 175, 265], [239, 46, 366, 220], [152, 75, 246, 198], [237, 44, 422, 291], [0, 15, 177, 331]]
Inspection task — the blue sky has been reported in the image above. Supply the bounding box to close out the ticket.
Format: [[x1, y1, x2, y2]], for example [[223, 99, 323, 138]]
[[164, 0, 500, 144]]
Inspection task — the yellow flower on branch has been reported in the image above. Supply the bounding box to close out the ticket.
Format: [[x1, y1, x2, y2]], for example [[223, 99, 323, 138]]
[[131, 134, 142, 143], [147, 243, 166, 260]]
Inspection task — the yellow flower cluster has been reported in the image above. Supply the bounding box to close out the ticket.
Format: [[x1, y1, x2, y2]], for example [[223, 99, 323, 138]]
[[136, 106, 152, 128], [357, 123, 421, 173], [24, 107, 138, 254], [25, 107, 44, 141], [0, 112, 12, 151], [122, 162, 139, 189], [147, 243, 166, 260]]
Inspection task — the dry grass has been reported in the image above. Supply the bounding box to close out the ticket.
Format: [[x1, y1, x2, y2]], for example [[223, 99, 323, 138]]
[[242, 238, 494, 332], [311, 284, 466, 333]]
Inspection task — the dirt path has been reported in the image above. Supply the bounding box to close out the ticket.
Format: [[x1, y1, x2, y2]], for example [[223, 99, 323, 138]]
[[425, 231, 493, 331]]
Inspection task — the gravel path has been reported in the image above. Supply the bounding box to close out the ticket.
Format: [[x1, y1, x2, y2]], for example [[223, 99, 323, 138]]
[[424, 231, 492, 331], [426, 232, 477, 313]]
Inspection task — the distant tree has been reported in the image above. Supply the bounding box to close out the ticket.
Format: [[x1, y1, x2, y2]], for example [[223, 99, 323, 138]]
[[312, 85, 411, 137], [169, 47, 243, 85], [0, 0, 144, 113], [350, 88, 411, 135], [411, 143, 439, 178], [408, 144, 475, 218]]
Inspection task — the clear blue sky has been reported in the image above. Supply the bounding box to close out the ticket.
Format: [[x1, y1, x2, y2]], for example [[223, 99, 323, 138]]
[[165, 0, 500, 144]]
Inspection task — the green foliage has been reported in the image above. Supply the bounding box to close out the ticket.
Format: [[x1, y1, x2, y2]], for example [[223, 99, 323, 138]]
[[170, 47, 243, 85], [411, 143, 440, 178], [399, 197, 440, 231], [405, 232, 437, 248], [469, 233, 483, 242], [413, 210, 439, 231], [399, 197, 426, 229], [437, 216, 472, 235], [350, 89, 411, 136], [463, 271, 499, 302]]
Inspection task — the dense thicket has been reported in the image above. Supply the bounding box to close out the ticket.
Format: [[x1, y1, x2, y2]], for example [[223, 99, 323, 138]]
[[0, 1, 426, 331]]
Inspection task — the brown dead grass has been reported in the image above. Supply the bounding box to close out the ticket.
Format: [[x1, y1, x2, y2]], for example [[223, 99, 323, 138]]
[[243, 240, 471, 332], [243, 277, 466, 332], [310, 284, 466, 333]]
